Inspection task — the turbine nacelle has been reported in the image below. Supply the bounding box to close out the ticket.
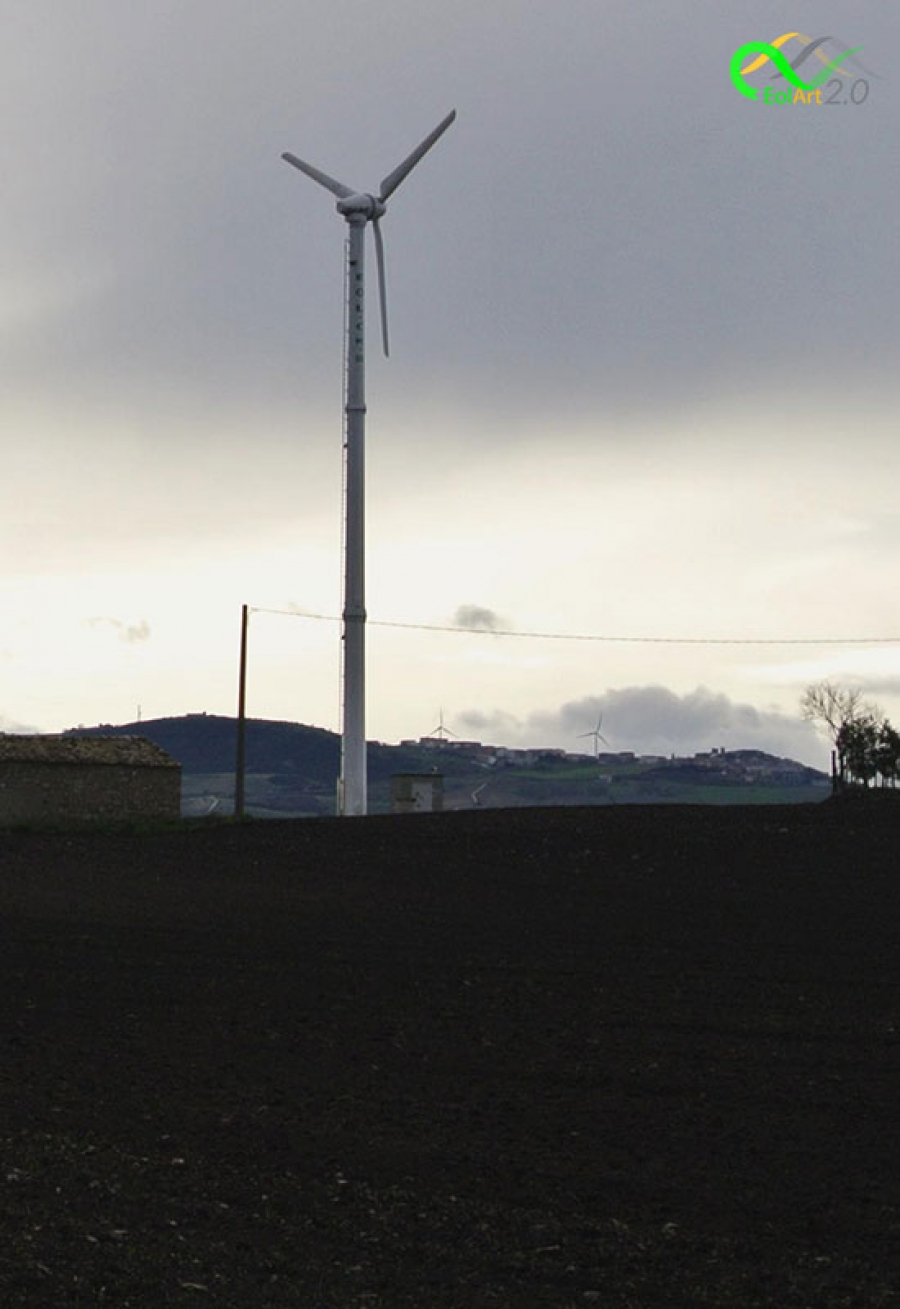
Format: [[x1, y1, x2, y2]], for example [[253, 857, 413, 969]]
[[336, 193, 386, 221]]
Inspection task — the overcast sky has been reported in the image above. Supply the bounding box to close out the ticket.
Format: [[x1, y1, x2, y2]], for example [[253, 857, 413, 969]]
[[2, 1, 899, 767]]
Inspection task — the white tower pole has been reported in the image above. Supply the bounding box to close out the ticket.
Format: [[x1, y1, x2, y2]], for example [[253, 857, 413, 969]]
[[340, 215, 367, 815], [282, 111, 456, 818]]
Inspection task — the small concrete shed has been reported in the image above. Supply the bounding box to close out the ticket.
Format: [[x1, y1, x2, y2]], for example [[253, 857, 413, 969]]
[[0, 735, 182, 827], [390, 773, 444, 814]]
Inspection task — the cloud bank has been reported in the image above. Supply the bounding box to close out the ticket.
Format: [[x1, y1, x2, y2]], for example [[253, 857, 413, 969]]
[[459, 685, 826, 766], [0, 713, 41, 735]]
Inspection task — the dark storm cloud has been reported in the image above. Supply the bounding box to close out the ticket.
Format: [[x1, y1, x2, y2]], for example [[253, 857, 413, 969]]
[[4, 2, 899, 443], [459, 685, 824, 763], [425, 4, 900, 427], [452, 605, 509, 633]]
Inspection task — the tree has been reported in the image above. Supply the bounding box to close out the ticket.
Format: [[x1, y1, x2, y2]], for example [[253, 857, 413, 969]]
[[874, 722, 900, 789], [836, 715, 880, 788], [800, 681, 882, 789]]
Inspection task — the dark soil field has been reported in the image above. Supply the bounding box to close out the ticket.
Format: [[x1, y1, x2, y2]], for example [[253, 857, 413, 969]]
[[0, 803, 897, 1306]]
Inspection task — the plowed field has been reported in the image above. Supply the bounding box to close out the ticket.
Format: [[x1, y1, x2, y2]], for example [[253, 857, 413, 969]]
[[0, 804, 897, 1306]]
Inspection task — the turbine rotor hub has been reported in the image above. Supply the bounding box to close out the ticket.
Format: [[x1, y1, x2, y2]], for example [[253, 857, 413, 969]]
[[336, 192, 386, 220]]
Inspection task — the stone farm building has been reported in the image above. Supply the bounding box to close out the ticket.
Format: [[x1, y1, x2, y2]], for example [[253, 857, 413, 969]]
[[0, 735, 181, 827]]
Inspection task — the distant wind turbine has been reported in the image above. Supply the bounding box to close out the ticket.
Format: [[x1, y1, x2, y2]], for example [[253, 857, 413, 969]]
[[578, 713, 610, 759], [282, 111, 456, 815], [427, 708, 457, 743]]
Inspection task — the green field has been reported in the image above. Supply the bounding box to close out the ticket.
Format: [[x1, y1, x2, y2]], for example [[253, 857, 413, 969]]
[[181, 765, 829, 817]]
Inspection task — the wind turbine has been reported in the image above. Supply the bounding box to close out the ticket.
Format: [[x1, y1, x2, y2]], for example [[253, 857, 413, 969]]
[[578, 713, 611, 759], [282, 110, 456, 816], [426, 708, 457, 744]]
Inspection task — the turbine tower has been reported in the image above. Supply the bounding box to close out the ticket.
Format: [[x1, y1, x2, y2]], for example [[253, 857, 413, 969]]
[[282, 110, 456, 815]]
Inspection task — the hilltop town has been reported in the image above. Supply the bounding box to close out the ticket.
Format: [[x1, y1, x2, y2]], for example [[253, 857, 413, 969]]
[[410, 733, 824, 785]]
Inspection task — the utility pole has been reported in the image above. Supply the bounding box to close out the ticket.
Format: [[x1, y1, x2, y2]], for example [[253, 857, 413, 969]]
[[235, 604, 248, 818]]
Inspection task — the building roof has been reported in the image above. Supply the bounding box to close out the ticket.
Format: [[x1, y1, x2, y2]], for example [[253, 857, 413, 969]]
[[0, 735, 181, 769]]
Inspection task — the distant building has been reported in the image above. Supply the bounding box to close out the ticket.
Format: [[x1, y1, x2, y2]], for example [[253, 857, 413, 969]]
[[0, 735, 181, 827], [390, 773, 444, 814], [493, 748, 539, 767], [416, 737, 482, 753]]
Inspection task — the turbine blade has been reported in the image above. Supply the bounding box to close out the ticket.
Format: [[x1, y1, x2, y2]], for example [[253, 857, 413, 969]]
[[379, 109, 456, 202], [372, 218, 390, 357], [281, 152, 355, 199]]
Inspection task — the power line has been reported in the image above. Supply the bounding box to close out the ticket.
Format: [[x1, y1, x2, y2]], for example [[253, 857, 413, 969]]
[[248, 607, 900, 648]]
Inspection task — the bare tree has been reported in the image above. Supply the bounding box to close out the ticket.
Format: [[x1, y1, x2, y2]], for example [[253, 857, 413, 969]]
[[800, 681, 866, 735]]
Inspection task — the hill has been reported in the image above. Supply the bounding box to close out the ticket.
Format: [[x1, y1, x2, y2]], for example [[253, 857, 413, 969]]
[[65, 715, 831, 816]]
